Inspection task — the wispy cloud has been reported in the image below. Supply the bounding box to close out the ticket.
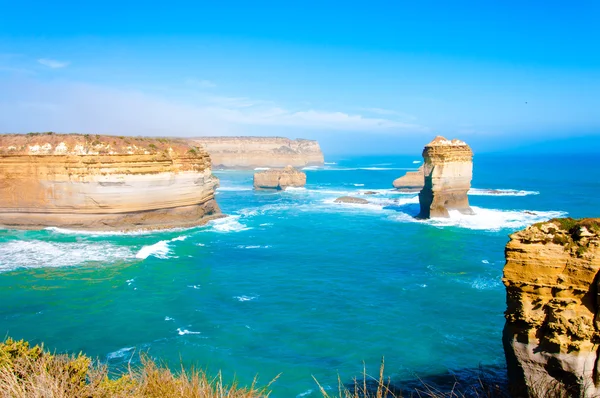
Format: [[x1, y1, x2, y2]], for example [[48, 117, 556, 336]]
[[37, 58, 70, 69], [0, 78, 430, 135], [360, 107, 417, 121], [186, 78, 216, 88]]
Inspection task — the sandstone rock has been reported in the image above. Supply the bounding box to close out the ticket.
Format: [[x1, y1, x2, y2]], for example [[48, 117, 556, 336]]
[[334, 196, 369, 204], [417, 136, 474, 218], [503, 218, 600, 397], [392, 165, 424, 191], [190, 137, 324, 169], [0, 133, 221, 231], [253, 166, 306, 190], [363, 191, 378, 195]]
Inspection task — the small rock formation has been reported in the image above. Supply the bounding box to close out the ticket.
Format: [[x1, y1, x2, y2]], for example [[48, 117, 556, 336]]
[[392, 165, 424, 192], [503, 218, 600, 397], [253, 166, 306, 190], [362, 191, 378, 195], [190, 136, 324, 169], [417, 136, 474, 218], [0, 133, 221, 231], [334, 196, 369, 204]]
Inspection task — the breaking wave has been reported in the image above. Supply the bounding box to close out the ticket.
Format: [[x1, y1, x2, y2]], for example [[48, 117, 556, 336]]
[[0, 240, 134, 272]]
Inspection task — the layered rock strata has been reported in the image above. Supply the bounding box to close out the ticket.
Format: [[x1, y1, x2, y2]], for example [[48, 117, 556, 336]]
[[190, 136, 324, 169], [503, 218, 600, 397], [253, 166, 306, 190], [417, 136, 474, 218], [0, 133, 221, 231], [392, 165, 424, 191]]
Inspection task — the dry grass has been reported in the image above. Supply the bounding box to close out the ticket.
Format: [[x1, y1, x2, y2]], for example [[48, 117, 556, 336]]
[[0, 337, 275, 398]]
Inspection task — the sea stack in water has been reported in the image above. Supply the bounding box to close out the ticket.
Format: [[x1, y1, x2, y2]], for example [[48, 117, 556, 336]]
[[392, 165, 424, 192], [0, 134, 221, 231], [253, 166, 306, 190], [417, 136, 474, 218], [503, 218, 600, 397]]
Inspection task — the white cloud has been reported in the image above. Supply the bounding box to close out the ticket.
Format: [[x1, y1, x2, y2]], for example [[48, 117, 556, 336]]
[[186, 78, 216, 88], [0, 78, 430, 135], [37, 58, 70, 69]]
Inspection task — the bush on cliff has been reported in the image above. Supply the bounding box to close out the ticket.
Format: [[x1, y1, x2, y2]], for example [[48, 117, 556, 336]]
[[0, 337, 272, 398]]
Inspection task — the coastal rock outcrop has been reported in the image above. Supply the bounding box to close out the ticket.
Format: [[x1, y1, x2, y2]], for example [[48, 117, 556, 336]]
[[190, 136, 324, 169], [417, 136, 474, 218], [334, 196, 369, 204], [503, 218, 600, 397], [0, 133, 221, 231], [253, 166, 306, 190], [392, 165, 424, 192]]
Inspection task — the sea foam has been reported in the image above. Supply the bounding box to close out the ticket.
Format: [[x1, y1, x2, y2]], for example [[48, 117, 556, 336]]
[[469, 188, 539, 196], [135, 235, 188, 260], [0, 240, 134, 272]]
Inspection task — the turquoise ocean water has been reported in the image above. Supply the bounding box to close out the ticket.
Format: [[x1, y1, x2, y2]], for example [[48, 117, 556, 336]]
[[0, 153, 598, 396]]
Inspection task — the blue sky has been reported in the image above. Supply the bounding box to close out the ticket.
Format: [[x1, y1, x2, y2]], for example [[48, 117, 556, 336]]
[[1, 1, 599, 154]]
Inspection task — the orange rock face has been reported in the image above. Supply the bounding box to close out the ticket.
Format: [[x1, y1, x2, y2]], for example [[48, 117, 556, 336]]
[[253, 166, 306, 190], [392, 165, 424, 191], [503, 218, 600, 397], [0, 134, 221, 231], [190, 136, 324, 169], [418, 136, 474, 218]]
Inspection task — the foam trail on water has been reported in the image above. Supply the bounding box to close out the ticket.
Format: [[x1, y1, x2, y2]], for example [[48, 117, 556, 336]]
[[177, 328, 201, 335], [206, 216, 251, 233], [0, 240, 134, 272], [469, 188, 539, 196], [106, 347, 135, 361], [388, 207, 566, 231]]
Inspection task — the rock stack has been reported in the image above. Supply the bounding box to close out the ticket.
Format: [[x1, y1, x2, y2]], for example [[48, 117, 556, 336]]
[[417, 136, 474, 218], [503, 218, 600, 397], [392, 165, 424, 192], [253, 166, 306, 190]]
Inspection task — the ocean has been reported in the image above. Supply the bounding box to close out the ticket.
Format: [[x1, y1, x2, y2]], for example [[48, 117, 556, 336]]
[[0, 153, 598, 397]]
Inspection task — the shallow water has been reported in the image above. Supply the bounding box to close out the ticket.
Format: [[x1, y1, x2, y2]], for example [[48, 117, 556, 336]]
[[0, 153, 598, 397]]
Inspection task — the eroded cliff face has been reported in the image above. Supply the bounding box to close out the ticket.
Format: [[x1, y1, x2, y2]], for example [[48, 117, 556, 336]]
[[0, 134, 221, 231], [190, 136, 324, 169], [392, 165, 424, 191], [418, 136, 473, 218], [253, 166, 306, 190], [503, 218, 600, 397]]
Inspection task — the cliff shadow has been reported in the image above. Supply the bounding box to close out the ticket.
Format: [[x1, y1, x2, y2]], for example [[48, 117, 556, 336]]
[[382, 202, 420, 218], [339, 364, 509, 398]]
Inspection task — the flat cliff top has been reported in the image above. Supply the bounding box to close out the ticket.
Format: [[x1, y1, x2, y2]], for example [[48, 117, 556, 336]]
[[192, 136, 317, 143], [0, 133, 201, 156], [425, 136, 469, 147]]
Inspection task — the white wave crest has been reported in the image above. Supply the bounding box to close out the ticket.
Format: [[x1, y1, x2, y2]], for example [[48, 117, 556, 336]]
[[254, 167, 270, 170], [106, 347, 135, 361], [236, 245, 270, 249], [389, 207, 566, 231], [353, 183, 365, 187], [135, 240, 170, 260], [135, 235, 187, 260], [412, 160, 422, 164], [469, 188, 539, 196], [234, 295, 257, 302], [177, 328, 201, 335], [207, 216, 251, 233], [324, 162, 337, 165], [0, 240, 134, 272]]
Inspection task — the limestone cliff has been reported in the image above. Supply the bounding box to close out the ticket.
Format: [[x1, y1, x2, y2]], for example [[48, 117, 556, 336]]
[[392, 165, 424, 191], [503, 218, 600, 397], [418, 136, 474, 218], [190, 136, 324, 169], [253, 166, 306, 190], [0, 133, 221, 231]]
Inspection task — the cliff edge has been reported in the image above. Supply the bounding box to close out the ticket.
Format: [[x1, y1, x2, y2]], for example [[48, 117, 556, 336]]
[[190, 136, 324, 169], [0, 133, 221, 231], [503, 218, 600, 397]]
